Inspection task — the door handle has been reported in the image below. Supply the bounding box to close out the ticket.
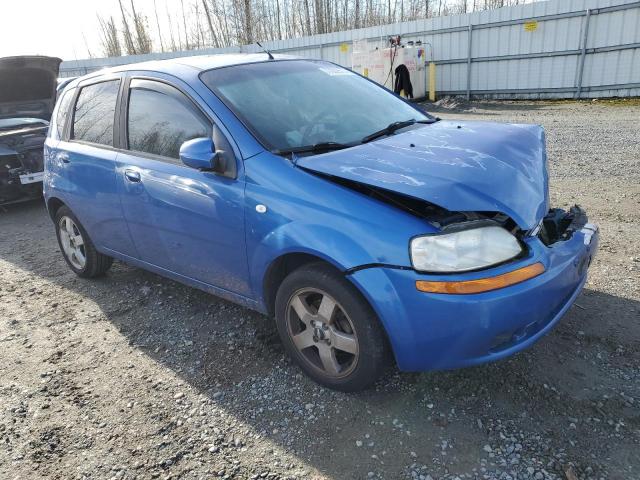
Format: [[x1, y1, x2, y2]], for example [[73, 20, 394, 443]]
[[57, 152, 70, 163], [124, 169, 141, 183]]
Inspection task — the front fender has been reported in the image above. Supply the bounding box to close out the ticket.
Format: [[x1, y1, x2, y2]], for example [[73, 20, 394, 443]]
[[244, 153, 437, 305], [248, 221, 375, 304]]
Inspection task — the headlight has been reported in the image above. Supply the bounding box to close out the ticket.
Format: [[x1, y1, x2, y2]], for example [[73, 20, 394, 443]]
[[410, 225, 522, 273]]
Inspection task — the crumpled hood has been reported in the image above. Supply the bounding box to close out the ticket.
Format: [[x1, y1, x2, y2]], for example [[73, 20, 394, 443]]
[[0, 56, 62, 121], [296, 120, 549, 229]]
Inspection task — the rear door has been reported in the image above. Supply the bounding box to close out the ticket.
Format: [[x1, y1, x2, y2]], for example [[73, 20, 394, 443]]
[[44, 85, 74, 194], [115, 76, 249, 295], [51, 76, 137, 257]]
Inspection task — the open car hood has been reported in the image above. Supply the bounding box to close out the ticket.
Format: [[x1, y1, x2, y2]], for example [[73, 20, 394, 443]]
[[0, 56, 62, 121], [296, 120, 549, 230], [0, 117, 49, 131]]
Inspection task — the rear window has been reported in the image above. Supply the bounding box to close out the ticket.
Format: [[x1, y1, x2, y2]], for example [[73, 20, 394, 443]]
[[72, 80, 120, 146]]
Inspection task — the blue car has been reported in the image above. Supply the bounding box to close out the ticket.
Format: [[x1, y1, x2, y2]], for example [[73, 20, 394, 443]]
[[44, 54, 599, 391]]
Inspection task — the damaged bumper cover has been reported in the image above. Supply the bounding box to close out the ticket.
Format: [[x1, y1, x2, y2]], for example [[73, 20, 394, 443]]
[[347, 207, 599, 371]]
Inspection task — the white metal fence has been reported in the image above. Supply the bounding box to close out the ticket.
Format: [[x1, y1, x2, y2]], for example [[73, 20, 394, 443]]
[[60, 0, 640, 99]]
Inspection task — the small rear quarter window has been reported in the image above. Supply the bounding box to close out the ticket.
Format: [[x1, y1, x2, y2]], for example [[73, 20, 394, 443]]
[[53, 88, 74, 140]]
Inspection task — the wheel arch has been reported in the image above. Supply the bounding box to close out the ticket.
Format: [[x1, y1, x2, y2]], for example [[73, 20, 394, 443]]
[[261, 251, 396, 369], [262, 252, 342, 317], [46, 196, 66, 221]]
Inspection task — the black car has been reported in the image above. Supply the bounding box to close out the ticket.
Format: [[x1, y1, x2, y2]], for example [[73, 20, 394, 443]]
[[0, 56, 61, 205]]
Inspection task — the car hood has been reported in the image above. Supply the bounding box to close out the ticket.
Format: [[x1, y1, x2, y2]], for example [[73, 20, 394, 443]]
[[0, 117, 49, 131], [0, 118, 49, 149], [0, 56, 62, 121], [296, 120, 549, 230]]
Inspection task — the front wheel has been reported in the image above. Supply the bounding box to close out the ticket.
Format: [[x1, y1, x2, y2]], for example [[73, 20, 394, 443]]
[[54, 206, 113, 278], [275, 263, 390, 392]]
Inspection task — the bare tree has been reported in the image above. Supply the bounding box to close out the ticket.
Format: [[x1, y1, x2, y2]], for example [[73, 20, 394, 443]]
[[89, 0, 538, 58], [97, 15, 122, 57], [303, 0, 312, 35], [118, 0, 137, 54], [275, 0, 282, 38], [181, 0, 190, 49], [244, 0, 254, 43], [130, 0, 153, 53], [202, 0, 220, 47], [153, 0, 165, 51]]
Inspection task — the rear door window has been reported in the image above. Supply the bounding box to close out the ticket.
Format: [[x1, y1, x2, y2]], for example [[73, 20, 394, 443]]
[[72, 80, 120, 146], [126, 79, 209, 161]]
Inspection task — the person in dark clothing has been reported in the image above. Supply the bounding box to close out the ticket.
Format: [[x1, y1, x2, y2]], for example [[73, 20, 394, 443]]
[[394, 64, 414, 99]]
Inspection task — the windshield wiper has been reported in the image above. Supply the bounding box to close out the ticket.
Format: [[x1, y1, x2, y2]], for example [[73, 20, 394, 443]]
[[361, 118, 436, 144], [273, 141, 352, 156], [273, 117, 438, 156]]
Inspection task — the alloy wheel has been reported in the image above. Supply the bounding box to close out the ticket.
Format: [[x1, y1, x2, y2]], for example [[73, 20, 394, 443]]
[[58, 216, 86, 270], [285, 288, 359, 377]]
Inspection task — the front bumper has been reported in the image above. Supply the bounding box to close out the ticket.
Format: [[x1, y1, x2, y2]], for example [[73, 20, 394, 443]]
[[349, 220, 599, 371]]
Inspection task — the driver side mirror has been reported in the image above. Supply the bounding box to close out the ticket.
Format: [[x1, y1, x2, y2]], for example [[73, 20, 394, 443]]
[[179, 137, 235, 178], [180, 137, 216, 170]]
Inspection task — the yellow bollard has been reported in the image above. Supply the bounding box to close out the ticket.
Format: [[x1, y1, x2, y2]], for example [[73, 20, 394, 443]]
[[429, 62, 436, 102]]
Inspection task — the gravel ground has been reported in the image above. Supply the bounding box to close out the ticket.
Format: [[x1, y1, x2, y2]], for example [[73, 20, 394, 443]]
[[1, 100, 639, 480]]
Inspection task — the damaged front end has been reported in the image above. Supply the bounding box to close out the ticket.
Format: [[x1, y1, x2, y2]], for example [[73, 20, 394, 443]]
[[307, 169, 596, 277], [536, 205, 592, 246], [308, 170, 519, 233], [294, 120, 550, 231], [331, 172, 596, 254], [0, 56, 61, 205], [292, 120, 600, 269], [319, 166, 600, 372], [0, 119, 49, 204]]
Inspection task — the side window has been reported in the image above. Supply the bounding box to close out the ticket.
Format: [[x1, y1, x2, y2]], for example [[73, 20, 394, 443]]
[[72, 80, 120, 146], [54, 88, 74, 140], [127, 80, 209, 160]]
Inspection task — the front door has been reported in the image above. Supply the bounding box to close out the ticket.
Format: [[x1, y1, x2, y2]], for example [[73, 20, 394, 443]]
[[116, 78, 249, 296]]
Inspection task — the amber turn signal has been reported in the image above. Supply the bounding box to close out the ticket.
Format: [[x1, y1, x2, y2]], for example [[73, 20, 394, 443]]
[[415, 262, 546, 294]]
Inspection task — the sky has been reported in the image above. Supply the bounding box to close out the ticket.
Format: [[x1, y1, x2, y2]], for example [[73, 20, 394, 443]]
[[0, 0, 161, 61]]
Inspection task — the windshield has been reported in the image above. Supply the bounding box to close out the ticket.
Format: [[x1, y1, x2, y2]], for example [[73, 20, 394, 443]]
[[200, 60, 431, 152]]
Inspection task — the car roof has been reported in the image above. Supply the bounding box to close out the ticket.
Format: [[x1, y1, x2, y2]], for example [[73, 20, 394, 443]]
[[74, 53, 300, 83], [169, 53, 298, 70]]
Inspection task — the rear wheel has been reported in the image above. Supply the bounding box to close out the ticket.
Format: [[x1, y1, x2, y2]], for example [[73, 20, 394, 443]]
[[55, 206, 113, 278], [275, 262, 389, 392]]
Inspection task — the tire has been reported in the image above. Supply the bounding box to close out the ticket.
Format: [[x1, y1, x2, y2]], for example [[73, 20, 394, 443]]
[[275, 262, 390, 392], [54, 205, 113, 278]]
